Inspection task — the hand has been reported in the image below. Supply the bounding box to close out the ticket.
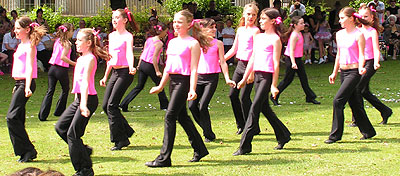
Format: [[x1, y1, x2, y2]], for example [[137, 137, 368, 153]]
[[247, 73, 254, 84], [187, 90, 197, 101], [12, 86, 16, 94], [25, 88, 32, 97], [226, 79, 236, 88], [80, 105, 90, 117], [329, 73, 336, 84], [237, 79, 246, 89], [359, 67, 366, 75], [99, 77, 107, 87], [129, 67, 137, 75], [374, 62, 380, 70], [150, 86, 162, 94], [156, 71, 162, 78], [270, 86, 279, 99], [291, 63, 298, 69]]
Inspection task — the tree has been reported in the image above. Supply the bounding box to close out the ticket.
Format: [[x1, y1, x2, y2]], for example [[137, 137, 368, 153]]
[[254, 0, 269, 11]]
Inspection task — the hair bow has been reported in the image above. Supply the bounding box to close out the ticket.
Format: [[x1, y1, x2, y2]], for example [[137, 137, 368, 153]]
[[275, 17, 282, 24], [29, 22, 40, 28], [92, 28, 101, 40], [154, 25, 162, 31], [353, 13, 362, 19], [290, 23, 293, 26], [370, 6, 376, 12], [190, 19, 202, 28], [124, 7, 132, 22], [58, 25, 67, 32]]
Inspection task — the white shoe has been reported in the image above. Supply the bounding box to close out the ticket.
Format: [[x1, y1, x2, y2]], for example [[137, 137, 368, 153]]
[[318, 58, 325, 64], [379, 53, 384, 61], [323, 56, 328, 62], [304, 59, 309, 64], [37, 60, 45, 72]]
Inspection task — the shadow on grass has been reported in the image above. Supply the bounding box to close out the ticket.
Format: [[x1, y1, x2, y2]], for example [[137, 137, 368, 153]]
[[280, 146, 380, 154], [378, 123, 400, 127], [174, 158, 294, 167], [127, 144, 229, 151], [37, 158, 71, 164], [97, 173, 202, 176], [92, 156, 135, 164]]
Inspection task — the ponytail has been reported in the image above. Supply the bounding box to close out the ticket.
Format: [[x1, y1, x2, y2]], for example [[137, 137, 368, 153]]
[[115, 8, 139, 32], [56, 23, 74, 48], [340, 7, 372, 27], [16, 17, 47, 47], [177, 10, 211, 52], [79, 28, 111, 61], [359, 3, 384, 33], [283, 16, 301, 43], [261, 8, 284, 41]]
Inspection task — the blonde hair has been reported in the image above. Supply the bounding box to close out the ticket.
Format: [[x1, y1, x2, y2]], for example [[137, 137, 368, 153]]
[[239, 2, 259, 27], [16, 17, 47, 46], [78, 28, 110, 61], [177, 10, 211, 52], [56, 23, 74, 48]]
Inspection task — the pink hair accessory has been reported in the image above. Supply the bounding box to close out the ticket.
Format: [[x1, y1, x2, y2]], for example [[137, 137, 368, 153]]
[[92, 28, 101, 40], [154, 25, 162, 31], [353, 13, 362, 19], [29, 22, 40, 28], [290, 23, 293, 26], [58, 25, 68, 32], [124, 7, 132, 22], [190, 19, 202, 28], [275, 17, 282, 25], [370, 6, 376, 12]]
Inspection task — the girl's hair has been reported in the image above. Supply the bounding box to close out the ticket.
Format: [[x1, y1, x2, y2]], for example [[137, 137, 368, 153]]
[[260, 8, 284, 38], [148, 23, 167, 36], [283, 16, 302, 42], [78, 28, 110, 61], [200, 18, 216, 29], [115, 9, 139, 32], [55, 23, 74, 48], [239, 2, 259, 27], [359, 3, 384, 33], [177, 9, 211, 52], [9, 167, 43, 176], [340, 7, 371, 26], [16, 16, 47, 46], [11, 10, 18, 16], [36, 8, 43, 15]]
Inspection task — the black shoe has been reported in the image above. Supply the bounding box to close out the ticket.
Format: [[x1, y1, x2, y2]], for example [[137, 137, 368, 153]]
[[204, 137, 215, 143], [120, 105, 129, 112], [38, 116, 47, 121], [236, 128, 243, 135], [360, 133, 376, 140], [189, 152, 208, 162], [347, 122, 357, 127], [232, 149, 251, 156], [145, 160, 171, 167], [85, 145, 93, 156], [270, 95, 280, 106], [324, 139, 339, 144], [18, 149, 37, 163], [306, 99, 321, 104], [73, 168, 94, 176], [274, 137, 291, 150], [380, 109, 393, 125], [111, 139, 130, 151]]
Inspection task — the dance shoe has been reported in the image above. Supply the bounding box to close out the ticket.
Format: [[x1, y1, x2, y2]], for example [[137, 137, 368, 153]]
[[145, 160, 171, 167], [306, 99, 321, 104], [232, 149, 251, 156], [111, 139, 130, 151], [73, 168, 94, 176], [18, 149, 37, 163], [274, 137, 291, 150]]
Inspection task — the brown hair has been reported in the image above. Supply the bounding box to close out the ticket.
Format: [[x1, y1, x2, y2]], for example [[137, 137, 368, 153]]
[[78, 28, 110, 61], [16, 16, 47, 46], [261, 8, 284, 39], [283, 16, 302, 42], [9, 167, 43, 176], [340, 7, 371, 27], [239, 2, 259, 27], [56, 23, 74, 48], [177, 10, 211, 52], [359, 3, 384, 33], [148, 23, 167, 36], [38, 170, 65, 176], [115, 9, 139, 32]]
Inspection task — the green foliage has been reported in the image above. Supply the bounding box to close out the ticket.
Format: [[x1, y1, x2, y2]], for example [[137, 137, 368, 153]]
[[349, 0, 372, 9], [164, 0, 238, 17], [304, 0, 331, 16]]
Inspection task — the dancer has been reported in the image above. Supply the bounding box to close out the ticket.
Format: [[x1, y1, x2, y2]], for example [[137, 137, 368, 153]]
[[224, 2, 260, 135], [348, 4, 392, 126], [55, 28, 109, 176], [6, 17, 46, 162], [325, 7, 376, 144], [145, 10, 210, 167], [188, 18, 236, 142], [120, 23, 169, 112], [7, 17, 46, 162], [271, 16, 320, 106], [38, 23, 75, 121], [233, 8, 291, 155], [100, 8, 137, 151]]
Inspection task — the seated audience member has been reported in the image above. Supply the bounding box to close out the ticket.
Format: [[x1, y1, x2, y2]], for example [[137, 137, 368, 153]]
[[384, 15, 400, 60]]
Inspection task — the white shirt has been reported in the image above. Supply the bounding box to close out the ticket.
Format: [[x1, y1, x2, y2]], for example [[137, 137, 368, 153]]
[[2, 32, 20, 52], [72, 28, 81, 39], [37, 34, 51, 51], [290, 3, 306, 14], [222, 27, 235, 45]]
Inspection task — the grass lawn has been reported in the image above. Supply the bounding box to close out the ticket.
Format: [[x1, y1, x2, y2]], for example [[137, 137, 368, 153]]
[[0, 59, 399, 175]]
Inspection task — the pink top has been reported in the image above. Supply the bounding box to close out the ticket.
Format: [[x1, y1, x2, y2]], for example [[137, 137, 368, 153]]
[[236, 26, 258, 61], [361, 27, 375, 60], [71, 53, 97, 95], [164, 37, 194, 75], [140, 37, 162, 64], [12, 42, 37, 79], [284, 32, 304, 57], [48, 38, 71, 67], [107, 31, 132, 67], [337, 29, 360, 65], [198, 39, 221, 74], [253, 33, 278, 73]]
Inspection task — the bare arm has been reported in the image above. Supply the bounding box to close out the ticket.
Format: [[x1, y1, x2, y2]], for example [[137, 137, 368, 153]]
[[24, 45, 36, 97], [217, 41, 235, 87], [60, 44, 76, 66], [271, 38, 282, 98], [188, 40, 201, 101], [80, 57, 95, 117], [357, 33, 366, 75], [371, 30, 381, 70], [152, 41, 163, 77], [127, 34, 136, 75], [329, 33, 340, 84], [289, 33, 299, 69]]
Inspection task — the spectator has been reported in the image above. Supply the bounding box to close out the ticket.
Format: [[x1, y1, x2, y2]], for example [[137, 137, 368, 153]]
[[96, 25, 108, 47], [329, 1, 342, 32], [205, 0, 221, 21], [314, 11, 331, 64], [289, 0, 306, 15], [289, 2, 304, 18], [222, 19, 235, 65], [369, 0, 385, 24], [72, 19, 86, 40], [34, 8, 49, 29], [193, 2, 203, 19], [182, 2, 188, 10], [327, 32, 337, 62], [215, 21, 223, 41], [303, 24, 314, 64], [0, 8, 11, 45], [2, 26, 19, 71], [386, 0, 400, 24], [273, 0, 287, 21], [384, 15, 400, 60], [10, 10, 18, 27], [37, 33, 53, 72], [309, 6, 324, 63]]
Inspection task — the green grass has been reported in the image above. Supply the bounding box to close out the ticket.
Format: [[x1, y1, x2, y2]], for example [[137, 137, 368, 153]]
[[0, 60, 400, 175]]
